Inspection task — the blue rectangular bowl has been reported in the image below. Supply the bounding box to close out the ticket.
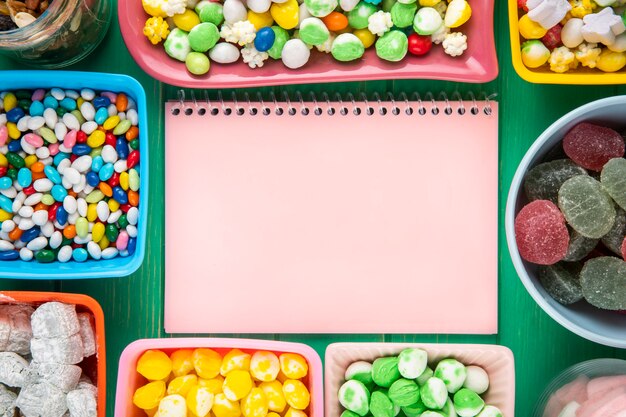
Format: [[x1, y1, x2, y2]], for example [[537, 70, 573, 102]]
[[0, 71, 148, 279]]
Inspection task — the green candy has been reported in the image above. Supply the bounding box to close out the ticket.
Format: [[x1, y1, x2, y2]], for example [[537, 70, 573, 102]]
[[304, 0, 338, 17], [129, 169, 140, 192], [375, 30, 408, 62], [41, 194, 54, 205], [113, 119, 132, 136], [345, 361, 374, 387], [370, 391, 394, 417], [434, 359, 467, 394], [339, 380, 371, 416], [372, 357, 401, 388], [6, 153, 24, 169], [580, 257, 626, 310], [85, 190, 105, 203], [186, 52, 211, 75], [197, 1, 224, 25], [416, 367, 433, 386], [421, 412, 445, 417], [563, 227, 598, 262], [601, 207, 626, 255], [538, 262, 584, 305], [299, 17, 330, 45], [71, 109, 85, 124], [164, 28, 191, 62], [332, 33, 365, 62], [341, 411, 361, 417], [441, 398, 457, 417], [476, 405, 503, 417], [118, 214, 129, 229], [397, 348, 427, 380], [453, 388, 484, 417], [401, 398, 427, 417], [390, 2, 416, 28], [106, 224, 119, 242], [601, 158, 626, 211], [382, 0, 396, 12], [130, 139, 140, 150], [420, 377, 447, 410], [6, 168, 16, 181], [36, 250, 55, 263], [388, 379, 420, 407], [268, 26, 290, 59], [524, 159, 587, 204], [188, 23, 220, 52], [38, 127, 57, 144], [348, 2, 378, 29]]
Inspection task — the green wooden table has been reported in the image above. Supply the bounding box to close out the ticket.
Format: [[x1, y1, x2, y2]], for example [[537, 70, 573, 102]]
[[1, 1, 625, 415]]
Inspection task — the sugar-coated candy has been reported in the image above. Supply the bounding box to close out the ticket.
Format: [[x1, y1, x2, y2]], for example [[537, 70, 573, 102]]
[[157, 394, 188, 417], [1, 305, 33, 356], [0, 384, 16, 417], [421, 377, 448, 410], [523, 159, 587, 203], [27, 361, 82, 392], [260, 380, 287, 412], [77, 312, 96, 358], [198, 1, 225, 25], [16, 382, 68, 417], [476, 405, 502, 417], [348, 2, 378, 29], [284, 407, 308, 417], [526, 0, 571, 30], [463, 366, 489, 395], [401, 399, 427, 417], [67, 388, 97, 417], [304, 0, 338, 17], [563, 227, 597, 262], [421, 412, 445, 417], [563, 123, 625, 172], [213, 393, 243, 417], [416, 367, 434, 386], [186, 52, 212, 75], [539, 262, 583, 305], [391, 2, 417, 28], [164, 28, 192, 61], [580, 256, 626, 310], [581, 7, 625, 46], [30, 333, 84, 365], [31, 302, 80, 339], [223, 370, 254, 401], [331, 33, 366, 61], [221, 349, 251, 376], [0, 352, 30, 388], [388, 379, 420, 407], [345, 361, 374, 387], [189, 22, 221, 52], [600, 158, 626, 211], [514, 200, 569, 265], [375, 30, 408, 61], [372, 357, 400, 388], [558, 175, 616, 239], [250, 351, 280, 382], [601, 207, 626, 256], [137, 350, 173, 381], [339, 380, 370, 416], [398, 348, 427, 380], [369, 391, 394, 417], [453, 388, 484, 417], [442, 398, 457, 417], [279, 353, 308, 380], [434, 359, 467, 394], [281, 39, 311, 68]]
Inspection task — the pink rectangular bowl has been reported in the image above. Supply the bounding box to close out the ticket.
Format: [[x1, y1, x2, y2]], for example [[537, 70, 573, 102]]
[[119, 1, 497, 87], [325, 343, 516, 417], [115, 338, 324, 417]]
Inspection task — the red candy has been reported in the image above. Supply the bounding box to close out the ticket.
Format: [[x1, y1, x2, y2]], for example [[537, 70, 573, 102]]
[[541, 25, 562, 50], [76, 131, 87, 144], [0, 167, 6, 177], [563, 122, 625, 171], [408, 34, 432, 56], [515, 200, 570, 265], [105, 132, 116, 147], [517, 0, 528, 11], [108, 172, 120, 187], [127, 150, 139, 169], [23, 185, 35, 195]]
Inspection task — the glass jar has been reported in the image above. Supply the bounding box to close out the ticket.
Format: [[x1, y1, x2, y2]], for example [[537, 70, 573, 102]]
[[0, 0, 111, 68]]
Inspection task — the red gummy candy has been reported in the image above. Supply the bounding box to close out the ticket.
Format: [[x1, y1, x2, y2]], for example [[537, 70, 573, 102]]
[[515, 200, 570, 265], [518, 0, 528, 11], [563, 122, 625, 171], [542, 25, 562, 49]]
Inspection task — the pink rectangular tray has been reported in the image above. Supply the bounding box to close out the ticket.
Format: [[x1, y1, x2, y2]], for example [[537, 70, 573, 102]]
[[325, 343, 515, 417], [119, 1, 497, 87], [115, 337, 324, 417]]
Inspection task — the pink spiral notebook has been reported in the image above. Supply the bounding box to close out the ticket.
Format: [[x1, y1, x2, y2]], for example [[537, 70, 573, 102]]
[[165, 94, 499, 334]]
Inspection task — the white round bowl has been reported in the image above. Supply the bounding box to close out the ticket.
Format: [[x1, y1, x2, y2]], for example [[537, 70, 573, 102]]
[[505, 96, 626, 349]]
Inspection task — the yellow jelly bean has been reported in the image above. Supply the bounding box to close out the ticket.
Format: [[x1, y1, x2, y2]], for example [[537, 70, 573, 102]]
[[98, 235, 110, 250], [248, 10, 274, 30], [168, 374, 198, 396], [213, 393, 242, 417], [187, 386, 215, 417], [7, 123, 20, 140], [145, 407, 159, 417], [242, 387, 269, 417], [282, 380, 310, 410], [223, 370, 253, 401], [173, 9, 201, 31], [259, 381, 286, 413], [221, 349, 251, 376], [0, 154, 6, 167], [284, 408, 308, 417], [250, 351, 280, 382], [0, 209, 12, 222], [158, 394, 188, 417], [87, 130, 106, 148], [193, 348, 223, 379], [91, 222, 105, 243], [171, 349, 195, 377], [597, 49, 626, 73], [103, 115, 121, 131], [279, 354, 308, 379], [134, 381, 167, 410], [518, 15, 547, 39], [137, 350, 173, 381], [87, 203, 98, 222], [108, 199, 120, 212], [3, 93, 17, 112], [142, 0, 167, 17], [353, 29, 375, 49], [24, 155, 37, 168], [270, 0, 299, 30], [199, 376, 225, 394], [120, 171, 130, 191], [267, 413, 280, 417]]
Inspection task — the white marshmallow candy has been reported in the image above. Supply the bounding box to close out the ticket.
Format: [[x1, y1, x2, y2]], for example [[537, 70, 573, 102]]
[[463, 365, 489, 395], [0, 352, 31, 388], [28, 361, 82, 393], [30, 334, 84, 365], [16, 382, 68, 417], [0, 384, 16, 417], [582, 7, 626, 46], [67, 388, 97, 417], [526, 0, 571, 29], [31, 302, 80, 339]]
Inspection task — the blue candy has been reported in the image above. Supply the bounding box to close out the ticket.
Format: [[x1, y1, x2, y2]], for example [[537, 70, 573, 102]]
[[91, 156, 104, 173], [112, 186, 128, 204], [0, 195, 12, 213], [43, 96, 59, 109], [17, 168, 32, 188], [94, 107, 108, 125], [0, 177, 12, 190], [73, 248, 88, 262], [254, 27, 276, 52], [20, 227, 40, 243], [73, 144, 91, 156], [29, 101, 44, 117], [44, 165, 61, 184], [0, 250, 19, 260], [86, 171, 100, 187], [59, 97, 77, 111], [6, 107, 25, 123], [116, 137, 129, 159], [93, 96, 111, 108], [51, 184, 67, 202], [7, 139, 22, 152], [56, 206, 68, 225], [53, 152, 70, 166], [128, 237, 137, 255], [99, 163, 114, 181]]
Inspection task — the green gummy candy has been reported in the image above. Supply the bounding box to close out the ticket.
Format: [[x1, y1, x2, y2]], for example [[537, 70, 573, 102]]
[[375, 30, 408, 62], [299, 17, 330, 46], [268, 26, 290, 59], [342, 411, 362, 417], [332, 33, 365, 62], [601, 207, 626, 255], [185, 52, 211, 75], [538, 262, 584, 305], [401, 398, 427, 417], [476, 405, 503, 417], [348, 2, 378, 29], [524, 159, 588, 204], [398, 348, 427, 380], [164, 28, 191, 62], [304, 0, 338, 17], [558, 175, 616, 239], [390, 2, 417, 28], [416, 367, 434, 387], [420, 377, 447, 410], [580, 256, 626, 310], [370, 391, 395, 417], [453, 388, 485, 417], [188, 22, 220, 52], [382, 0, 396, 12], [564, 227, 598, 262], [434, 359, 467, 394], [388, 379, 420, 407], [345, 361, 374, 387], [339, 380, 371, 416], [601, 158, 626, 211], [372, 357, 401, 388], [198, 1, 224, 25]]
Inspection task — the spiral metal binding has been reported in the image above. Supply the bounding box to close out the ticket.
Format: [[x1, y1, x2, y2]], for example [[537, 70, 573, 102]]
[[170, 90, 496, 117]]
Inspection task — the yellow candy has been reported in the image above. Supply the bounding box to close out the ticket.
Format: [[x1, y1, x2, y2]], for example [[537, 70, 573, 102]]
[[142, 0, 167, 17], [173, 9, 201, 31], [444, 0, 471, 28], [242, 387, 269, 417], [193, 348, 223, 379], [597, 50, 626, 73], [3, 93, 17, 112], [98, 235, 109, 250], [108, 199, 120, 212], [120, 171, 130, 191], [158, 394, 188, 417], [134, 381, 167, 410], [168, 374, 198, 396], [7, 123, 20, 140], [92, 222, 105, 243], [247, 10, 274, 30], [223, 370, 253, 401], [518, 15, 547, 40], [353, 29, 375, 48], [259, 381, 286, 413], [418, 0, 440, 5], [77, 97, 85, 108], [187, 386, 215, 417], [87, 203, 98, 222], [171, 349, 195, 377], [87, 130, 106, 148], [270, 0, 299, 30], [103, 115, 121, 131], [266, 413, 280, 417], [144, 16, 171, 45], [24, 155, 37, 168], [220, 349, 251, 376], [250, 351, 280, 382], [213, 393, 242, 417], [284, 408, 308, 417], [145, 407, 159, 417], [0, 209, 13, 222], [137, 350, 173, 381], [199, 376, 225, 394], [279, 354, 308, 379], [0, 154, 6, 167], [282, 380, 309, 410]]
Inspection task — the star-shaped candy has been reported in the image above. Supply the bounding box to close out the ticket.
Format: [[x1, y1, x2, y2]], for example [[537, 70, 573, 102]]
[[526, 0, 572, 29], [582, 7, 626, 46]]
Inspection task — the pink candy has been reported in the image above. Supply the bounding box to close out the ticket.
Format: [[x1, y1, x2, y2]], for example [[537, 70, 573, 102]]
[[48, 143, 59, 156], [24, 133, 43, 148], [563, 122, 625, 171], [31, 89, 45, 102], [0, 125, 7, 147], [515, 200, 570, 265], [64, 130, 77, 148], [116, 231, 129, 251], [101, 91, 117, 104], [545, 375, 626, 417]]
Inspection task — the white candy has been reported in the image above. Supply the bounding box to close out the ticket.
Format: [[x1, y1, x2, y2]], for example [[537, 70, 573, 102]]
[[63, 167, 81, 185], [74, 234, 91, 245], [101, 247, 119, 259], [35, 146, 50, 159], [398, 349, 428, 379], [14, 11, 36, 27], [0, 352, 30, 388], [114, 160, 127, 173], [31, 210, 48, 226], [0, 384, 16, 417], [107, 210, 122, 224], [33, 179, 53, 192], [247, 0, 272, 13], [54, 122, 68, 142], [65, 90, 79, 100], [96, 201, 109, 222], [609, 33, 626, 52], [127, 225, 138, 238], [30, 334, 84, 365], [62, 113, 80, 131], [31, 302, 80, 339], [118, 111, 126, 121], [28, 362, 82, 393], [209, 43, 241, 64], [18, 206, 33, 218], [23, 193, 42, 207], [282, 39, 311, 69], [44, 108, 58, 129], [339, 0, 358, 12], [0, 114, 6, 127], [298, 4, 312, 27], [48, 231, 63, 250], [77, 378, 97, 398], [19, 247, 33, 261], [80, 102, 95, 121], [157, 395, 187, 417], [80, 89, 95, 101], [107, 104, 117, 117], [57, 158, 71, 175], [41, 221, 54, 237], [127, 207, 139, 225], [526, 0, 571, 29], [16, 382, 68, 417], [21, 139, 36, 155], [86, 242, 101, 261], [77, 199, 87, 217], [556, 401, 579, 417], [223, 0, 248, 23], [27, 116, 45, 131], [17, 116, 31, 132], [73, 175, 86, 193], [58, 246, 73, 263], [77, 313, 96, 357], [81, 121, 98, 135], [0, 241, 13, 251], [67, 388, 97, 417], [83, 184, 94, 195], [1, 220, 15, 233], [4, 305, 33, 355], [0, 188, 16, 199], [26, 236, 47, 251], [476, 406, 504, 417], [127, 109, 139, 126], [51, 88, 65, 101], [582, 7, 626, 46], [18, 219, 35, 232], [434, 359, 467, 394], [101, 145, 117, 163], [63, 196, 77, 214], [71, 155, 92, 173], [463, 366, 489, 395]]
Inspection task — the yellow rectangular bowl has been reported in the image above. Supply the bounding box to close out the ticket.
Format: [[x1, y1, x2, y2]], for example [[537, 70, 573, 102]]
[[508, 0, 626, 84]]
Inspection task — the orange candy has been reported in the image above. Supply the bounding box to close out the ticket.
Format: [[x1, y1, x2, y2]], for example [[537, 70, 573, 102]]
[[99, 182, 113, 197], [63, 225, 77, 239], [31, 171, 46, 181], [322, 12, 348, 31], [34, 203, 48, 212], [126, 126, 139, 140], [129, 190, 139, 207], [30, 162, 44, 173], [8, 228, 22, 240], [117, 93, 128, 112]]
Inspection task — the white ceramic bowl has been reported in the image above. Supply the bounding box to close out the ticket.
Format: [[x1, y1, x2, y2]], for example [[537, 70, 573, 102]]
[[505, 96, 626, 349]]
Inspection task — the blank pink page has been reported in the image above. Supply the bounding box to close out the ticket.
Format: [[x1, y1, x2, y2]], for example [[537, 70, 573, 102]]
[[165, 101, 499, 334]]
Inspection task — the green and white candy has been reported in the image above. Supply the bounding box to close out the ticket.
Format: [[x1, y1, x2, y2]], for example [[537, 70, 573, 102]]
[[413, 7, 443, 35], [434, 359, 467, 394], [453, 388, 485, 417], [339, 380, 371, 417], [299, 17, 330, 45], [375, 30, 408, 62], [268, 26, 290, 59], [441, 398, 458, 417], [370, 391, 395, 417], [388, 379, 420, 407], [341, 411, 361, 417], [421, 377, 448, 410], [164, 28, 191, 62], [372, 357, 401, 388], [416, 367, 434, 386], [331, 33, 365, 61], [476, 406, 502, 417], [463, 366, 489, 395], [196, 1, 224, 25], [390, 2, 417, 28], [348, 2, 378, 29], [304, 0, 338, 17], [421, 412, 446, 417], [345, 361, 374, 387], [398, 348, 428, 379], [401, 399, 427, 417]]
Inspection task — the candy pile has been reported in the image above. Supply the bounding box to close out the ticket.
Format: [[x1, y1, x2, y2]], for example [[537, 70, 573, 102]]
[[133, 348, 312, 417], [337, 348, 502, 417], [517, 0, 626, 73], [543, 374, 626, 417], [0, 88, 141, 263], [0, 0, 50, 31], [515, 121, 626, 311], [0, 301, 98, 417], [142, 0, 472, 75]]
